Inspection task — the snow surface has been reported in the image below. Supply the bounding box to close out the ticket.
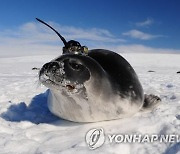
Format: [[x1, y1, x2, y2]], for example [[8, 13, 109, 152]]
[[0, 53, 180, 154]]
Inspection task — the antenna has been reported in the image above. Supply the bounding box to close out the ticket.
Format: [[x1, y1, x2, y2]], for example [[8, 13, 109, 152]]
[[36, 18, 67, 47]]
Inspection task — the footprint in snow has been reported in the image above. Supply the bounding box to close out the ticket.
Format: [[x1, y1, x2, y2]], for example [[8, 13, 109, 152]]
[[166, 84, 173, 88], [176, 115, 180, 120], [170, 95, 176, 100]]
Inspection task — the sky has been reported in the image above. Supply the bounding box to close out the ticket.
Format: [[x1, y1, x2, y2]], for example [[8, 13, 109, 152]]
[[0, 0, 180, 56]]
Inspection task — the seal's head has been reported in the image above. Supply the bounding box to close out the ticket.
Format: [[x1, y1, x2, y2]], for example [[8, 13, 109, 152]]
[[39, 54, 91, 95], [39, 53, 115, 122]]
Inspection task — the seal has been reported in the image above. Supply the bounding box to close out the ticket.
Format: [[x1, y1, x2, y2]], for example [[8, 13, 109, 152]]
[[37, 18, 161, 122]]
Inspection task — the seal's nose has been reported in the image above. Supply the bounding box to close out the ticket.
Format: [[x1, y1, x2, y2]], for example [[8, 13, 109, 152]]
[[39, 61, 61, 77], [47, 62, 60, 74]]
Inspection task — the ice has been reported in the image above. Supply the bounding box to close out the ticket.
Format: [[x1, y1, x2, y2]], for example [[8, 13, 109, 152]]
[[0, 53, 180, 153]]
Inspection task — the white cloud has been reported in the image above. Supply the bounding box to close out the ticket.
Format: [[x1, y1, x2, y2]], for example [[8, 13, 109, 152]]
[[0, 21, 179, 57], [92, 44, 180, 54], [95, 44, 180, 55], [114, 44, 180, 54], [48, 23, 126, 43], [18, 21, 126, 44], [0, 21, 126, 57], [136, 18, 154, 27], [122, 29, 163, 40]]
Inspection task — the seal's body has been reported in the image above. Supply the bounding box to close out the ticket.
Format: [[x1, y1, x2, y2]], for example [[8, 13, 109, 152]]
[[39, 49, 144, 122], [37, 18, 160, 122]]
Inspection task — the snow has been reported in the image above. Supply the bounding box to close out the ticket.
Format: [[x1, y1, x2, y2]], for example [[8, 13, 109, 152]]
[[0, 53, 180, 154]]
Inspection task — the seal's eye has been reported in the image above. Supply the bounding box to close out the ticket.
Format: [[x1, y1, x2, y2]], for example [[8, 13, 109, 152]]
[[68, 60, 83, 71]]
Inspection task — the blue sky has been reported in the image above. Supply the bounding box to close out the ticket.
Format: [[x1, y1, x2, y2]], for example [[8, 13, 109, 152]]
[[0, 0, 180, 56]]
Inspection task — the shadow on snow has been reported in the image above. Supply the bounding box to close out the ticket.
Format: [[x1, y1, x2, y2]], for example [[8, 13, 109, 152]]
[[0, 89, 60, 124], [164, 142, 180, 154]]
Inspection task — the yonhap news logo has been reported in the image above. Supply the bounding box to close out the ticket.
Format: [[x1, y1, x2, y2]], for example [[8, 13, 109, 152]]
[[85, 128, 105, 150], [85, 128, 180, 150]]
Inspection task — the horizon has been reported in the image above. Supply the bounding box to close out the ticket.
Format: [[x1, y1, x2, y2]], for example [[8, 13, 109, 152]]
[[0, 0, 180, 57]]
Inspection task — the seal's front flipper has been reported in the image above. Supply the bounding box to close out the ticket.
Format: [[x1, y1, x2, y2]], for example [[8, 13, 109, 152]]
[[142, 94, 161, 109]]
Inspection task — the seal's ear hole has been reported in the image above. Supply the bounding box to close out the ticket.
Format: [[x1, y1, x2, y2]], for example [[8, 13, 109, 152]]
[[68, 59, 84, 71]]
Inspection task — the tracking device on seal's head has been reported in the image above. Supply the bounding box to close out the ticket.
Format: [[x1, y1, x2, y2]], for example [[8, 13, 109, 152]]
[[36, 18, 88, 55]]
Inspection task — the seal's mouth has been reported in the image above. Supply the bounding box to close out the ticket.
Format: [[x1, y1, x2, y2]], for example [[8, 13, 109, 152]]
[[66, 84, 75, 91], [40, 76, 84, 94]]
